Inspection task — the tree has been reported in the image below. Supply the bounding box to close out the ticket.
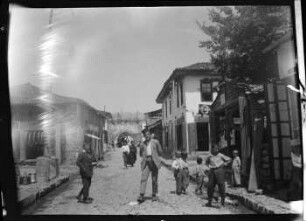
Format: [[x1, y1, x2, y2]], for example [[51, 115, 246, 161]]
[[198, 6, 292, 82]]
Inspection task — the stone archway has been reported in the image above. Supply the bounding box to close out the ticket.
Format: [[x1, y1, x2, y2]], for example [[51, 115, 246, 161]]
[[109, 122, 142, 147]]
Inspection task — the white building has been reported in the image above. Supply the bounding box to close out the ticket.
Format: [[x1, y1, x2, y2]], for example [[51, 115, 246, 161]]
[[156, 63, 222, 155]]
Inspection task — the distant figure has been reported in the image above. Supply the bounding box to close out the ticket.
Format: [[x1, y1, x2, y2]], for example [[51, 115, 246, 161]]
[[129, 140, 137, 167], [121, 139, 130, 169], [195, 156, 205, 195], [111, 140, 115, 150], [137, 130, 163, 203], [76, 143, 96, 204], [205, 144, 231, 207], [231, 150, 241, 187]]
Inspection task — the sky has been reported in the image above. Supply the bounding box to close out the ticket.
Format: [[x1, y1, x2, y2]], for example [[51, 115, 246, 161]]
[[8, 5, 212, 113]]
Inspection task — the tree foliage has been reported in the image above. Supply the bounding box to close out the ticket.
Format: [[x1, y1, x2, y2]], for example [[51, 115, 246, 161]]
[[198, 6, 292, 82]]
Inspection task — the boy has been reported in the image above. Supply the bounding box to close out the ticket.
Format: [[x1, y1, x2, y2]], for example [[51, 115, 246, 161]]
[[181, 152, 190, 194], [231, 150, 241, 187], [205, 144, 231, 207], [171, 151, 189, 195], [195, 156, 205, 195]]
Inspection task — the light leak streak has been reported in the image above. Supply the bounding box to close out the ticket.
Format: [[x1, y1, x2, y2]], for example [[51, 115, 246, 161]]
[[37, 14, 61, 156]]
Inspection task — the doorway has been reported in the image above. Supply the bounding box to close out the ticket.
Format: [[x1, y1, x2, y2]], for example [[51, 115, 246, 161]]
[[196, 122, 209, 151], [176, 124, 183, 151]]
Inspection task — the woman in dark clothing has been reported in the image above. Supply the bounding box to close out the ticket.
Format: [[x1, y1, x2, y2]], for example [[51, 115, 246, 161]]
[[129, 140, 137, 166]]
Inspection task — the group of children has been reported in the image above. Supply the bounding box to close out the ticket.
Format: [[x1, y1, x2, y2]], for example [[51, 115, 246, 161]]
[[171, 144, 242, 207]]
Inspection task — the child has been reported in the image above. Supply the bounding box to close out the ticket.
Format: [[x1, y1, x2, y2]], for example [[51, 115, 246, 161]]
[[231, 150, 241, 187], [205, 144, 231, 207], [195, 156, 205, 195], [171, 151, 189, 195], [181, 152, 190, 194]]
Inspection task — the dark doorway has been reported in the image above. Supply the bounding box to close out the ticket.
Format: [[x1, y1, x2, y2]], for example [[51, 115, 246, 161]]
[[176, 124, 183, 151], [196, 123, 209, 151]]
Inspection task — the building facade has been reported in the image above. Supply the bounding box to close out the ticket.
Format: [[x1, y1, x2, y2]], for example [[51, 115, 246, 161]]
[[263, 31, 302, 184], [10, 83, 112, 165], [144, 109, 163, 145], [156, 63, 221, 156]]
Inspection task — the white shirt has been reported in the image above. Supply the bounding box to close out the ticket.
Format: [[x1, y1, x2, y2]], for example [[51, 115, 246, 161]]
[[122, 145, 130, 153], [291, 152, 301, 168], [171, 158, 188, 169], [146, 141, 152, 156]]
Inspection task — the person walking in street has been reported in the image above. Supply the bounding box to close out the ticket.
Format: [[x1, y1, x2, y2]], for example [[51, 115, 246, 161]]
[[129, 140, 137, 167], [121, 139, 130, 169], [76, 143, 96, 204], [171, 151, 189, 195], [195, 156, 206, 195], [137, 130, 163, 203], [180, 152, 189, 194], [205, 144, 231, 207], [172, 152, 183, 195], [231, 150, 241, 187]]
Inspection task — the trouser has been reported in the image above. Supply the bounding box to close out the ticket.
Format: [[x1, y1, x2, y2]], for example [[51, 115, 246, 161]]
[[123, 152, 128, 167], [182, 168, 190, 190], [232, 166, 241, 186], [174, 168, 189, 194], [207, 167, 225, 203], [140, 156, 158, 195], [195, 175, 204, 193], [174, 169, 183, 194], [288, 166, 302, 201], [78, 175, 92, 200]]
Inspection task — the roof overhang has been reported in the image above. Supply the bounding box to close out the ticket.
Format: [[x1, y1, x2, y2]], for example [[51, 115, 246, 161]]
[[156, 68, 220, 103], [262, 31, 293, 54]]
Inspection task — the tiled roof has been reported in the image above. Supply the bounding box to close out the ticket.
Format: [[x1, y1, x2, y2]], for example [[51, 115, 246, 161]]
[[10, 83, 111, 118], [10, 83, 87, 105], [177, 62, 215, 71]]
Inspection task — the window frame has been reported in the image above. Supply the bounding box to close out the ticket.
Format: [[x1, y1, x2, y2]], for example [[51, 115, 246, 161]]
[[200, 80, 213, 101]]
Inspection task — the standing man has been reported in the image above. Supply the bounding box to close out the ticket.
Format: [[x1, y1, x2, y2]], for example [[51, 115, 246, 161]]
[[76, 143, 96, 204], [205, 144, 231, 207], [137, 130, 163, 203]]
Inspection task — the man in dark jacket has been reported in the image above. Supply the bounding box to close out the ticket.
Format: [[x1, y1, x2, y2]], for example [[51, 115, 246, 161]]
[[137, 130, 163, 203], [76, 143, 96, 204]]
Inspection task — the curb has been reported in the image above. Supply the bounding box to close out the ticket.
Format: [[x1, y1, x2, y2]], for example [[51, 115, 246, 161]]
[[161, 159, 287, 214], [225, 192, 274, 214], [19, 176, 70, 209]]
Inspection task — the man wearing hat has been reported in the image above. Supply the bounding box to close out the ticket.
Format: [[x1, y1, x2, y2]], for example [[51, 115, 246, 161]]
[[205, 144, 231, 207], [137, 129, 163, 202], [76, 143, 96, 204]]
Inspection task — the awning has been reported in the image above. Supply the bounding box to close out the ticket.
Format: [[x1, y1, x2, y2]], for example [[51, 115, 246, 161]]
[[85, 133, 101, 140]]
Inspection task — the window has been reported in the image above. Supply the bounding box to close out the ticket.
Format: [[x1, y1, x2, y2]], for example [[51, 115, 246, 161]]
[[180, 82, 184, 106], [201, 80, 212, 101], [165, 101, 167, 118], [169, 99, 172, 115]]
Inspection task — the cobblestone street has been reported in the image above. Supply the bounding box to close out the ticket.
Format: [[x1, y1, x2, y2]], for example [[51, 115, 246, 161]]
[[23, 149, 255, 215]]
